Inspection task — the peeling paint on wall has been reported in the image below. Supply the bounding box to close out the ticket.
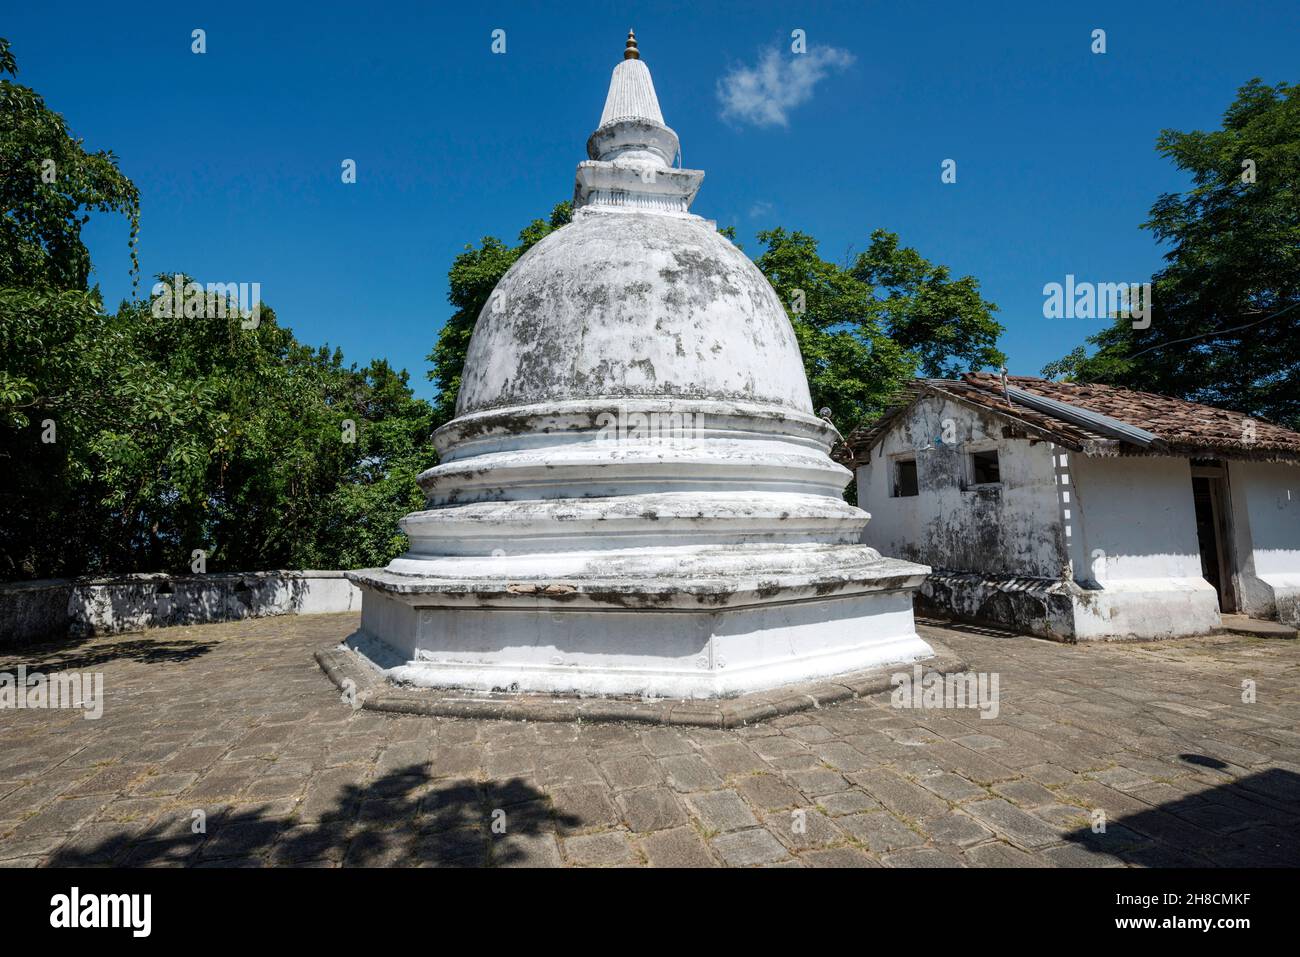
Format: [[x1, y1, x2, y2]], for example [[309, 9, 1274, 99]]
[[858, 396, 1067, 578]]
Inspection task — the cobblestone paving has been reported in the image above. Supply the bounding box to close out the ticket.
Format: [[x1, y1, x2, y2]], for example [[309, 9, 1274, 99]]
[[1, 613, 1297, 867]]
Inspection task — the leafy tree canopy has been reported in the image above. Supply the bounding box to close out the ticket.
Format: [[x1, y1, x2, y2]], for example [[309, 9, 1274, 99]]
[[759, 226, 1004, 436], [0, 278, 433, 578], [0, 37, 139, 292], [850, 228, 1005, 379], [753, 227, 917, 435], [1044, 79, 1300, 429], [1, 39, 433, 579]]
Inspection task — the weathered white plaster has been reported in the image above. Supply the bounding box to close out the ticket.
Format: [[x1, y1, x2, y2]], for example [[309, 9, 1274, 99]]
[[350, 40, 933, 697], [357, 582, 927, 699], [0, 571, 361, 644], [857, 396, 1065, 578], [855, 395, 1230, 640], [1068, 455, 1221, 638], [1072, 456, 1204, 581]]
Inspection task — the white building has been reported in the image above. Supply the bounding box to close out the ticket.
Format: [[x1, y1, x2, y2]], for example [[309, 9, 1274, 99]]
[[847, 373, 1300, 640], [347, 33, 934, 698]]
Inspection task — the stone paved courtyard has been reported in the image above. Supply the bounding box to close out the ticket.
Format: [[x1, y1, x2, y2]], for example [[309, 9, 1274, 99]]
[[1, 613, 1297, 867]]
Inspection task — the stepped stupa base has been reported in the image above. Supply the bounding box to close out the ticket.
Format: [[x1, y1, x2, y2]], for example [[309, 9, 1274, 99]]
[[347, 547, 933, 699]]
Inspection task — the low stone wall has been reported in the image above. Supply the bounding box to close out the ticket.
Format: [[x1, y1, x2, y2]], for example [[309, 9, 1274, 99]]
[[916, 571, 1078, 642], [917, 570, 1231, 642], [0, 571, 362, 645], [1279, 590, 1300, 627], [1255, 578, 1300, 627]]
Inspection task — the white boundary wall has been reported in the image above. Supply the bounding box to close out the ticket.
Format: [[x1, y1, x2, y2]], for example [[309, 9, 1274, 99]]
[[0, 571, 361, 645]]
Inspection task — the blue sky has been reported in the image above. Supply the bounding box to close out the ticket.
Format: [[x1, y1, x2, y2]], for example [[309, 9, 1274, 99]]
[[7, 1, 1297, 400]]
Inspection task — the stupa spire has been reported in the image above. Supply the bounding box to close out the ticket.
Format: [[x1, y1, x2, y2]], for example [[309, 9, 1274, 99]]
[[598, 35, 664, 127], [576, 32, 703, 213]]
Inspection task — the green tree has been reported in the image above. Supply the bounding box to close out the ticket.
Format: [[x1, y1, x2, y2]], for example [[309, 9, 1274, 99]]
[[753, 227, 916, 437], [1, 38, 436, 580], [308, 359, 433, 570], [1044, 79, 1300, 429], [1, 278, 435, 578], [851, 228, 1005, 379], [104, 285, 433, 574], [0, 36, 149, 577], [0, 37, 138, 292], [757, 227, 1003, 438]]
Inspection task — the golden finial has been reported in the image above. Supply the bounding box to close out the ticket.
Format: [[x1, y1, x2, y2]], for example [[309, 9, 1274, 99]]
[[624, 29, 639, 60]]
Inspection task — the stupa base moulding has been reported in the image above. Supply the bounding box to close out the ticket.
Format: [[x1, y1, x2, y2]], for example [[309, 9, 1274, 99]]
[[347, 551, 936, 700], [323, 614, 963, 729]]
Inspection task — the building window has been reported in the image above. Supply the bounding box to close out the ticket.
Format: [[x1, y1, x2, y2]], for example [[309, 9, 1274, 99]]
[[969, 449, 1001, 485], [893, 457, 919, 497]]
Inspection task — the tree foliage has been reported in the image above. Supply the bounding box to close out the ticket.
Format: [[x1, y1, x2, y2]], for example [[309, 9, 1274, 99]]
[[758, 227, 1003, 437], [754, 228, 916, 435], [850, 229, 1005, 379], [0, 280, 433, 578], [1044, 79, 1300, 429], [0, 39, 433, 579], [0, 37, 139, 293]]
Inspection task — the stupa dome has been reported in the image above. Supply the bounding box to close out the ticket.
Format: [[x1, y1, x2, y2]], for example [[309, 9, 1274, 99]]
[[455, 211, 814, 416]]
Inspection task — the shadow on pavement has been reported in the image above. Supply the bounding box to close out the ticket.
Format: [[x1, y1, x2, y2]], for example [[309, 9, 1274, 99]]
[[2, 635, 216, 671], [47, 764, 577, 867], [1063, 767, 1300, 867]]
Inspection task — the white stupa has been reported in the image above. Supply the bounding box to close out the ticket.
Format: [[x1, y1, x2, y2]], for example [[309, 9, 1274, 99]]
[[349, 32, 934, 698]]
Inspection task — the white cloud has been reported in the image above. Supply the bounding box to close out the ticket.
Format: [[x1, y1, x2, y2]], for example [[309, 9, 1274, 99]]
[[717, 46, 855, 128], [748, 200, 774, 219]]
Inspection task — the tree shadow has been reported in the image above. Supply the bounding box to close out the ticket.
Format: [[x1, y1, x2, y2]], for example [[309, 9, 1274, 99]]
[[3, 634, 216, 670], [1062, 767, 1300, 867], [46, 764, 578, 868], [64, 573, 319, 636]]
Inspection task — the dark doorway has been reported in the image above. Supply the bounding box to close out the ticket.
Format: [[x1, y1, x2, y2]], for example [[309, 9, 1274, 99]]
[[1191, 467, 1236, 613]]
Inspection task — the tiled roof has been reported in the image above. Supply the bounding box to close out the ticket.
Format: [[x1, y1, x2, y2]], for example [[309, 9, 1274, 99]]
[[839, 373, 1300, 467]]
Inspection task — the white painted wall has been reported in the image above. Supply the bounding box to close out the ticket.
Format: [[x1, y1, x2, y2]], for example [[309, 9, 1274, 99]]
[[0, 571, 362, 644], [1067, 454, 1220, 638], [1229, 460, 1300, 623], [856, 396, 1066, 578], [856, 400, 1228, 638], [1069, 456, 1204, 583]]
